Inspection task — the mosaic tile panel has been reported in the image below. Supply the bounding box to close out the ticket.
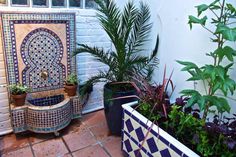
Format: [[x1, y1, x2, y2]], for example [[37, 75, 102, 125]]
[[11, 106, 27, 133], [0, 13, 76, 93], [122, 108, 192, 157], [21, 27, 66, 92], [71, 96, 82, 119]]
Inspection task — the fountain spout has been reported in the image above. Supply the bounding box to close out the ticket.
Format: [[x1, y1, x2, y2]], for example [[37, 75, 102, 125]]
[[40, 70, 48, 80]]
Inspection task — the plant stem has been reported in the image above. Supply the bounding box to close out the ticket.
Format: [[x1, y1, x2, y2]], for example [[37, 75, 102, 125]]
[[203, 102, 210, 120], [209, 8, 219, 19], [203, 0, 226, 120], [201, 25, 216, 35]]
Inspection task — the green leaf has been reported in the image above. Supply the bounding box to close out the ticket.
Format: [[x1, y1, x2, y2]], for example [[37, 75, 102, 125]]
[[188, 16, 207, 29], [181, 89, 200, 96], [222, 78, 236, 95], [197, 96, 206, 111], [196, 4, 208, 16], [186, 96, 198, 108], [177, 60, 199, 71], [215, 46, 236, 63], [225, 63, 234, 72], [215, 97, 231, 113], [212, 80, 221, 94], [215, 66, 225, 81], [226, 3, 236, 14], [209, 5, 221, 10], [187, 76, 202, 81], [202, 65, 214, 80], [209, 0, 220, 7], [215, 24, 236, 41], [209, 0, 220, 10]]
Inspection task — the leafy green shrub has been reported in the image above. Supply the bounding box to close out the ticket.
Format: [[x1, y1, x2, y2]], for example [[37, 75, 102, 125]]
[[161, 104, 236, 157], [9, 84, 30, 95], [65, 74, 78, 86]]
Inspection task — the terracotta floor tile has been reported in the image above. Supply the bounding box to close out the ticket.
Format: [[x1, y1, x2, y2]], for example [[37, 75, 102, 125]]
[[72, 144, 109, 157], [63, 131, 97, 152], [2, 146, 33, 157], [28, 133, 55, 145], [0, 133, 29, 153], [63, 153, 73, 157], [32, 138, 68, 157], [89, 122, 110, 141], [60, 119, 86, 135], [82, 110, 107, 127], [103, 136, 123, 157]]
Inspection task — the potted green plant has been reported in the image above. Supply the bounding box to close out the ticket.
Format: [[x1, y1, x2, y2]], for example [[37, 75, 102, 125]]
[[73, 0, 159, 135], [10, 84, 30, 106], [64, 73, 78, 96]]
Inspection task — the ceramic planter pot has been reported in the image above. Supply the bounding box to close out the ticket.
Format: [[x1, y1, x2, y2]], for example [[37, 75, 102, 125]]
[[122, 101, 200, 157], [65, 84, 77, 96], [104, 83, 137, 136], [11, 93, 27, 106]]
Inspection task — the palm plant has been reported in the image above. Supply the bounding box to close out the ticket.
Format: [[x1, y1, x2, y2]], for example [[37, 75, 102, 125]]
[[73, 0, 159, 92]]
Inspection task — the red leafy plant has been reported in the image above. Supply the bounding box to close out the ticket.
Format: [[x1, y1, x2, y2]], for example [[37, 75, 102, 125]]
[[131, 65, 175, 123]]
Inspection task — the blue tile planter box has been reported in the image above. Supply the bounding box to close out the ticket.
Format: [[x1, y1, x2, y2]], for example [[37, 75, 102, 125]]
[[122, 101, 200, 157]]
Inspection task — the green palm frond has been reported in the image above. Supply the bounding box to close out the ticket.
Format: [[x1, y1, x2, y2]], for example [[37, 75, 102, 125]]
[[119, 1, 138, 44], [127, 2, 152, 55], [96, 0, 122, 51], [74, 0, 159, 88], [73, 44, 116, 67], [80, 70, 114, 96]]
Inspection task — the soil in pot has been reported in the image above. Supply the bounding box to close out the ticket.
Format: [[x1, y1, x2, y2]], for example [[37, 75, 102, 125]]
[[65, 85, 77, 96], [104, 83, 137, 136], [11, 93, 27, 106]]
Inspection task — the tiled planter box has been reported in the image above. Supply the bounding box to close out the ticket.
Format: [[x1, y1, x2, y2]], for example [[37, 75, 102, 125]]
[[122, 101, 200, 157]]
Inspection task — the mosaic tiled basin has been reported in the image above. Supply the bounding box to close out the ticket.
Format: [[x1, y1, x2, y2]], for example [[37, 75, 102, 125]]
[[28, 94, 65, 107], [122, 101, 200, 157], [11, 96, 81, 134]]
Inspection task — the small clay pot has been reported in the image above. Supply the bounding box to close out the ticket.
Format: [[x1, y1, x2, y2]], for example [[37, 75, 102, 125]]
[[11, 93, 27, 106], [64, 85, 77, 96]]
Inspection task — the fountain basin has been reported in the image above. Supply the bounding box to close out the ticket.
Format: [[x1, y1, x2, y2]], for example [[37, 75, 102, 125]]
[[11, 95, 81, 134], [28, 95, 65, 107]]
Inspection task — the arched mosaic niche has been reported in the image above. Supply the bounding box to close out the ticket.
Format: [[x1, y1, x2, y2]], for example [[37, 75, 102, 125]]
[[0, 13, 76, 93], [21, 28, 66, 92]]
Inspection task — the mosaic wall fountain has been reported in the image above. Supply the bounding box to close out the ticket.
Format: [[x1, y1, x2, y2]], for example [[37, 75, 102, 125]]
[[0, 12, 81, 135]]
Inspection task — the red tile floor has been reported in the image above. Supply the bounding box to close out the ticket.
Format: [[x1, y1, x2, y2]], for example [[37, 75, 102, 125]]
[[0, 110, 124, 157]]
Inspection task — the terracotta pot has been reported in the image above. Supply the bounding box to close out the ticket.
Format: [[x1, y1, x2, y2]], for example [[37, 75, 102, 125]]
[[11, 93, 27, 106], [64, 85, 77, 96]]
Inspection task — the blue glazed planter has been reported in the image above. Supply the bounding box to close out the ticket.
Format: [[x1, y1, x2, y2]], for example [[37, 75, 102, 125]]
[[104, 83, 137, 136], [121, 101, 200, 157]]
